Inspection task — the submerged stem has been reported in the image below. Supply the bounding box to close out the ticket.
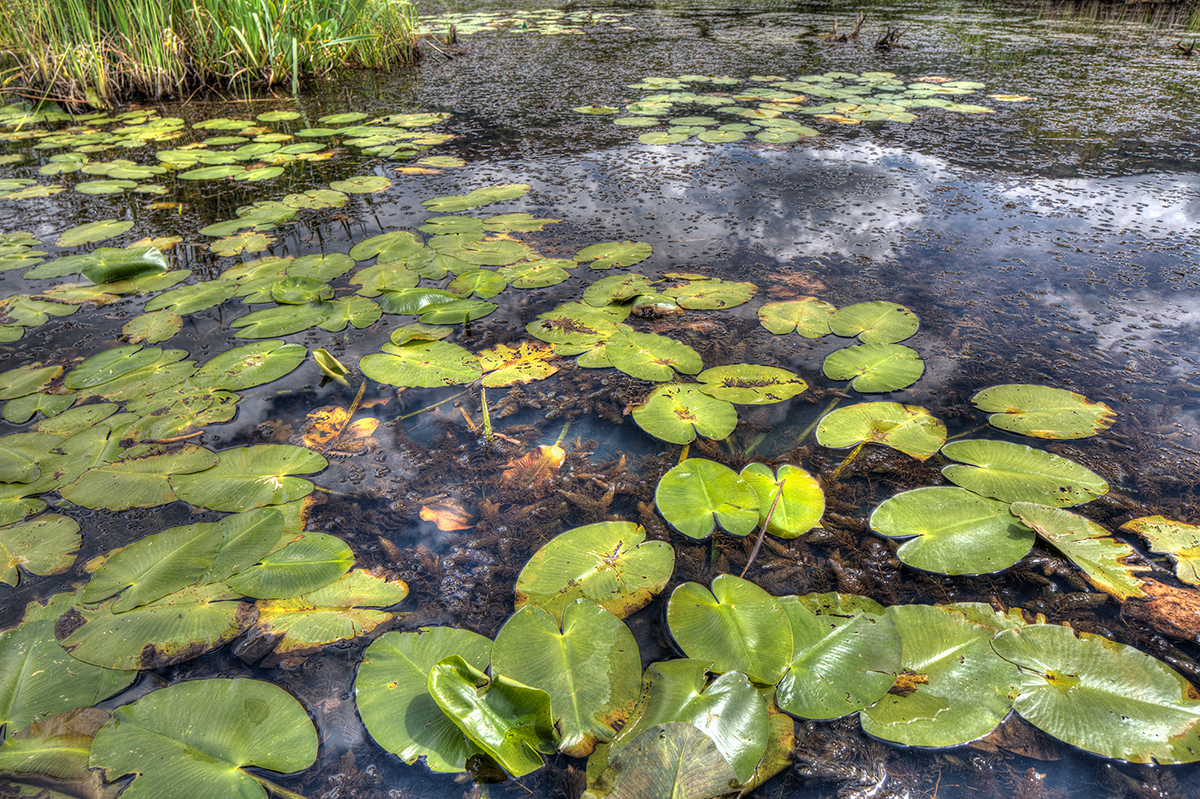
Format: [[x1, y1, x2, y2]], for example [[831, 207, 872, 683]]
[[740, 481, 783, 578], [553, 421, 571, 446], [251, 774, 308, 799], [828, 440, 866, 484], [797, 395, 843, 445], [398, 390, 468, 420]]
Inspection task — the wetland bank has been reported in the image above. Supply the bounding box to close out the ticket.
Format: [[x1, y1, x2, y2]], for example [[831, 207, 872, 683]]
[[5, 1, 1200, 798]]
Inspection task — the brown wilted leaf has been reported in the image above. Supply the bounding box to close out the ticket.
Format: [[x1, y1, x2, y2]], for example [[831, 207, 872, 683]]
[[299, 406, 350, 451], [502, 445, 566, 488], [916, 75, 952, 83], [421, 501, 475, 531], [327, 418, 379, 455]]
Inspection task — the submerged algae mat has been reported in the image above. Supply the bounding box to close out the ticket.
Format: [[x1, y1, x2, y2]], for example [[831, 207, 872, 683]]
[[5, 2, 1200, 799]]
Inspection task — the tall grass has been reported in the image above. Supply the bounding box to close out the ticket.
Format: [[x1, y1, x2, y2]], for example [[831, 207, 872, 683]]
[[0, 0, 419, 106]]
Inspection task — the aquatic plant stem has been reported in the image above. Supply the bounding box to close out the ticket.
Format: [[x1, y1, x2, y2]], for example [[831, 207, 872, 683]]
[[398, 390, 468, 420], [945, 423, 987, 441], [797, 396, 843, 445], [740, 482, 782, 578], [481, 387, 493, 441], [553, 422, 571, 446], [828, 441, 865, 484], [252, 774, 308, 799], [679, 443, 690, 462]]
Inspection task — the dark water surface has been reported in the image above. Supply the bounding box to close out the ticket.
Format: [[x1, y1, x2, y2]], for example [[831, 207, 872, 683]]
[[5, 0, 1200, 797]]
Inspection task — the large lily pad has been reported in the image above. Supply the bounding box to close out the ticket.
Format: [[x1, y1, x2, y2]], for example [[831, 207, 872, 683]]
[[361, 340, 482, 387], [0, 363, 62, 400], [191, 340, 306, 391], [991, 624, 1200, 764], [1010, 503, 1146, 600], [828, 301, 919, 343], [428, 655, 556, 778], [515, 521, 675, 622], [941, 439, 1108, 507], [478, 341, 559, 387], [823, 343, 924, 392], [0, 432, 63, 483], [697, 364, 807, 405], [775, 593, 900, 720], [971, 384, 1117, 439], [666, 575, 791, 684], [169, 445, 326, 512], [815, 402, 946, 460], [0, 516, 76, 588], [222, 532, 352, 599], [870, 487, 1036, 575], [663, 278, 756, 309], [654, 458, 760, 540], [583, 722, 739, 799], [738, 463, 824, 539], [492, 601, 641, 757], [356, 628, 493, 772], [599, 331, 703, 381], [58, 445, 219, 510], [89, 678, 317, 799], [632, 384, 738, 445], [56, 220, 134, 248]]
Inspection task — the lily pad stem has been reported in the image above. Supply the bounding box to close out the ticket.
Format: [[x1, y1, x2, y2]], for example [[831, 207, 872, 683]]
[[945, 423, 987, 441], [251, 774, 309, 799], [828, 440, 865, 484], [481, 387, 493, 441], [679, 442, 690, 462], [553, 422, 571, 447], [399, 390, 468, 420], [740, 481, 783, 578], [797, 396, 843, 445]]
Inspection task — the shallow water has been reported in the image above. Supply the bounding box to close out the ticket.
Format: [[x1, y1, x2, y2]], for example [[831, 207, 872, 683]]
[[4, 0, 1200, 797]]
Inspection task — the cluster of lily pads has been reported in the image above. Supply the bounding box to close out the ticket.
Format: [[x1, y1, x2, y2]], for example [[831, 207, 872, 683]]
[[0, 102, 454, 200], [575, 72, 1031, 145], [417, 8, 633, 38]]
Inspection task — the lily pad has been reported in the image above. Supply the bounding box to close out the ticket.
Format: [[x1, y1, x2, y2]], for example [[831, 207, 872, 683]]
[[697, 364, 808, 405], [971, 384, 1117, 440], [515, 521, 675, 622], [123, 310, 182, 344], [0, 363, 62, 400], [361, 340, 482, 388], [499, 258, 575, 288], [56, 220, 134, 248], [664, 278, 756, 309], [758, 298, 837, 337], [1120, 516, 1200, 586], [601, 330, 703, 381], [828, 301, 919, 343], [775, 593, 900, 720], [655, 458, 760, 540], [632, 384, 738, 445], [422, 184, 531, 213], [823, 343, 924, 392], [941, 439, 1108, 507], [170, 444, 327, 512], [492, 601, 641, 757], [666, 575, 792, 684], [356, 628, 493, 772], [448, 268, 508, 298], [191, 340, 306, 390], [89, 678, 317, 799], [1010, 503, 1146, 600], [739, 463, 824, 539], [58, 445, 219, 510], [0, 515, 80, 587], [574, 241, 652, 270], [583, 722, 739, 799], [870, 487, 1036, 575], [478, 341, 559, 387], [223, 532, 353, 599], [331, 175, 392, 194]]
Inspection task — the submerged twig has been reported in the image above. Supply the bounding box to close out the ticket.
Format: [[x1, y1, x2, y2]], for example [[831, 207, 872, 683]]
[[740, 482, 783, 578]]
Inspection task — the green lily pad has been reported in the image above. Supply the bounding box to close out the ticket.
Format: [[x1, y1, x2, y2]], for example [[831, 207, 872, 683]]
[[860, 603, 1024, 747], [331, 175, 392, 194], [597, 661, 768, 785], [492, 601, 641, 757], [271, 276, 333, 304], [755, 129, 802, 143], [0, 432, 62, 483], [991, 624, 1200, 764], [390, 323, 453, 345], [1010, 503, 1146, 600], [632, 384, 737, 445], [428, 655, 556, 778], [484, 213, 560, 232], [57, 583, 257, 670], [639, 132, 689, 145], [352, 262, 420, 296], [698, 130, 745, 142], [211, 232, 274, 257], [89, 678, 317, 799], [170, 444, 327, 513], [664, 278, 756, 309], [739, 463, 824, 539], [177, 165, 246, 180], [941, 439, 1108, 507], [356, 628, 493, 772], [56, 220, 134, 248], [2, 391, 75, 425], [971, 384, 1117, 440], [0, 515, 80, 586], [666, 575, 792, 684], [191, 340, 306, 390], [527, 304, 627, 353], [478, 341, 559, 387], [614, 117, 658, 127], [123, 310, 182, 344], [583, 722, 739, 799], [223, 532, 353, 599], [598, 330, 703, 381], [574, 241, 652, 270], [655, 458, 760, 540], [422, 184, 531, 213], [870, 487, 1036, 575], [283, 189, 349, 209], [145, 279, 238, 315], [1120, 516, 1200, 586], [499, 258, 574, 288], [697, 364, 808, 404], [515, 521, 675, 622], [0, 363, 62, 400], [823, 343, 924, 392], [376, 287, 459, 315], [418, 299, 497, 325], [257, 110, 301, 122], [58, 445, 219, 510], [776, 593, 900, 720], [361, 340, 482, 388], [230, 302, 331, 338], [574, 106, 621, 115], [829, 301, 919, 343], [448, 268, 508, 298], [758, 298, 837, 337]]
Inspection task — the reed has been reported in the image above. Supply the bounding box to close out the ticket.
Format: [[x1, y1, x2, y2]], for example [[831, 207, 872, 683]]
[[0, 0, 419, 106]]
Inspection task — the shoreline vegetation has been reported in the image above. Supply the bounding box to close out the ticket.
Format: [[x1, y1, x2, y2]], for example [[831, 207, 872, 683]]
[[0, 0, 420, 107]]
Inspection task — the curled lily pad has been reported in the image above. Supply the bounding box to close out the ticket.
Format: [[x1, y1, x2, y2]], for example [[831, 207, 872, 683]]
[[758, 298, 837, 337], [739, 463, 824, 539], [697, 364, 807, 404], [870, 486, 1036, 575], [666, 575, 791, 685], [941, 439, 1108, 507], [815, 402, 946, 460], [829, 301, 919, 343], [655, 458, 760, 540], [78, 246, 168, 285], [632, 384, 737, 445], [972, 384, 1117, 440], [515, 521, 675, 622], [0, 363, 62, 400], [823, 343, 924, 392]]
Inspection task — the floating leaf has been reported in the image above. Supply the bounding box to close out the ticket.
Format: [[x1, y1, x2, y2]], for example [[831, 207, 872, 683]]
[[0, 432, 62, 483], [422, 184, 531, 213], [515, 521, 675, 622], [59, 445, 219, 510], [499, 258, 574, 288], [479, 341, 559, 387], [972, 384, 1117, 440], [574, 241, 652, 270], [223, 532, 352, 599], [654, 458, 759, 540], [870, 487, 1036, 575], [739, 463, 824, 539], [170, 445, 327, 512], [828, 301, 919, 343], [361, 340, 482, 388], [191, 340, 306, 390], [758, 298, 837, 337], [697, 364, 807, 404], [211, 232, 274, 257], [448, 268, 508, 298], [271, 276, 332, 304], [0, 363, 62, 400], [583, 722, 739, 799], [56, 220, 134, 248], [0, 706, 111, 781], [123, 309, 182, 343], [664, 278, 756, 309], [666, 575, 791, 684], [331, 175, 392, 194], [823, 343, 924, 392], [492, 601, 641, 757], [0, 515, 80, 587], [1120, 516, 1200, 586], [775, 593, 900, 720], [356, 628, 493, 772], [420, 501, 475, 531], [1010, 503, 1146, 600], [428, 655, 556, 778], [632, 384, 737, 445], [816, 402, 946, 460], [583, 273, 656, 306], [991, 624, 1200, 764], [941, 439, 1108, 507], [89, 678, 317, 799], [79, 246, 168, 284], [599, 330, 703, 381]]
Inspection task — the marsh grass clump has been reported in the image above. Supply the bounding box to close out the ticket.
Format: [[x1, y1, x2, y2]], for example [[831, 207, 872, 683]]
[[0, 0, 419, 106]]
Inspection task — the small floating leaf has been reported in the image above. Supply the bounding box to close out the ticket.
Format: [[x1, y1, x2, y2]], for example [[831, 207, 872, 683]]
[[697, 364, 807, 405], [574, 240, 652, 270], [123, 309, 182, 344], [829, 301, 919, 343], [816, 402, 946, 460], [972, 384, 1117, 440], [739, 463, 824, 539], [823, 343, 924, 392], [941, 439, 1108, 507], [632, 384, 737, 445], [758, 298, 837, 337], [330, 175, 391, 194], [655, 458, 760, 540], [422, 184, 531, 213]]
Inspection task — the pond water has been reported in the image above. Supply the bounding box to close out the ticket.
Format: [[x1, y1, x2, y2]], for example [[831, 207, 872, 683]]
[[4, 0, 1200, 797]]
